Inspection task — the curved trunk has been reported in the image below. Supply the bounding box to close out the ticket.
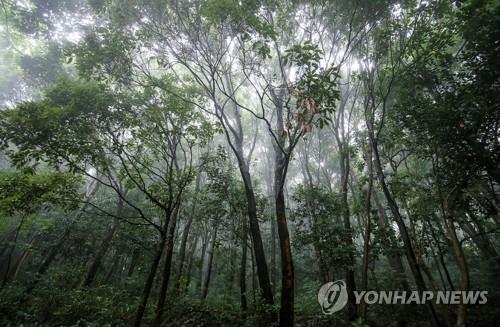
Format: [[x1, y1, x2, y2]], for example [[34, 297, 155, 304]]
[[370, 135, 441, 327]]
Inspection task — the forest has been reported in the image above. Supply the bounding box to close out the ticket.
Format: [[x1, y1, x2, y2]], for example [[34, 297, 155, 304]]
[[0, 0, 499, 326]]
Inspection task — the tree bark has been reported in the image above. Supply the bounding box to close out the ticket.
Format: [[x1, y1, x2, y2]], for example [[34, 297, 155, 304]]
[[370, 135, 441, 327], [460, 212, 500, 269], [238, 163, 275, 308], [372, 191, 410, 290], [445, 187, 469, 327], [201, 217, 219, 300], [174, 172, 201, 293], [339, 144, 358, 321], [274, 157, 294, 327], [216, 80, 274, 309], [153, 206, 180, 326], [360, 146, 374, 320], [11, 238, 34, 282], [1, 215, 26, 289], [183, 233, 199, 294], [103, 250, 121, 283], [80, 196, 124, 287], [240, 213, 248, 313], [127, 248, 140, 278], [132, 234, 166, 327]]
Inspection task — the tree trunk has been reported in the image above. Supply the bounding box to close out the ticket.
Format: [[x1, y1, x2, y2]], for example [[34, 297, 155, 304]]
[[426, 218, 455, 291], [216, 92, 274, 309], [239, 167, 275, 308], [80, 196, 123, 287], [183, 233, 199, 294], [201, 218, 219, 300], [175, 172, 201, 293], [266, 152, 278, 294], [360, 146, 373, 320], [103, 250, 121, 283], [339, 145, 358, 321], [461, 213, 500, 269], [127, 248, 140, 278], [372, 191, 410, 290], [12, 239, 33, 282], [133, 234, 166, 327], [270, 214, 277, 293], [445, 188, 469, 327], [0, 228, 16, 258], [240, 213, 248, 313], [274, 157, 294, 327], [1, 215, 26, 289], [312, 243, 330, 284], [370, 135, 441, 327], [153, 206, 180, 326]]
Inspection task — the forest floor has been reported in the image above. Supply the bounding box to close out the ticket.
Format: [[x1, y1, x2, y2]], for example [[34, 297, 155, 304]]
[[1, 285, 499, 327]]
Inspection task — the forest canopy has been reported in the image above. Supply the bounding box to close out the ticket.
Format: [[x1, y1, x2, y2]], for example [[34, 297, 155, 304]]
[[0, 0, 499, 326]]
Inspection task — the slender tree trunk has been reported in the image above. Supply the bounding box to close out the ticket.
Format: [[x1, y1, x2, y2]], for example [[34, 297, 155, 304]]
[[127, 248, 140, 278], [461, 213, 500, 269], [240, 213, 248, 313], [183, 233, 198, 294], [104, 250, 121, 283], [274, 157, 294, 327], [198, 227, 209, 295], [201, 218, 219, 299], [370, 135, 440, 327], [175, 173, 201, 293], [445, 188, 469, 327], [1, 215, 26, 289], [372, 191, 409, 290], [240, 168, 275, 308], [270, 215, 277, 293], [216, 93, 274, 309], [12, 239, 34, 282], [427, 218, 455, 291], [312, 243, 330, 284], [250, 239, 257, 305], [339, 145, 357, 321], [153, 206, 180, 326], [360, 146, 373, 320], [301, 148, 329, 284], [133, 234, 166, 327], [80, 196, 123, 287], [266, 152, 278, 294], [0, 228, 16, 258], [25, 233, 66, 294]]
